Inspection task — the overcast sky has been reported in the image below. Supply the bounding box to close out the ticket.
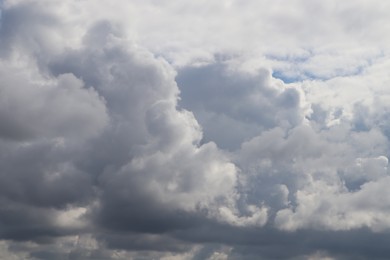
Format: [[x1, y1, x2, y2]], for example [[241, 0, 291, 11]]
[[1, 0, 390, 259]]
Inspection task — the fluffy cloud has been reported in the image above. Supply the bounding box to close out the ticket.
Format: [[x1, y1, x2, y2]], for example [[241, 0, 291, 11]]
[[2, 0, 390, 259], [177, 62, 306, 150]]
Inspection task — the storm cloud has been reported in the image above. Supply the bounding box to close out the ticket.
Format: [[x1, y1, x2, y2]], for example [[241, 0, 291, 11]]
[[1, 0, 390, 259]]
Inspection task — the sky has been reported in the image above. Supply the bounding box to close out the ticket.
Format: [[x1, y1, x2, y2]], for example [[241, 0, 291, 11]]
[[1, 0, 390, 259]]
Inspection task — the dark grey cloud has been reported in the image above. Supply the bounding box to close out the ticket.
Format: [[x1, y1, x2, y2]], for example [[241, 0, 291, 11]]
[[0, 1, 249, 258], [1, 1, 390, 260]]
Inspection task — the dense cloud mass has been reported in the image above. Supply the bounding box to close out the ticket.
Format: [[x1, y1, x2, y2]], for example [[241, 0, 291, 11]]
[[2, 0, 390, 259]]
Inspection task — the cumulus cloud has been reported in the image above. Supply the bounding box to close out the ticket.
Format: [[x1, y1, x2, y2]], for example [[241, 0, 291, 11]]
[[177, 62, 306, 150], [2, 0, 390, 259]]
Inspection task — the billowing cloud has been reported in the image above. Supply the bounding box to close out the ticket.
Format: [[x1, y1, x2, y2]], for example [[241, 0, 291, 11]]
[[177, 62, 305, 150], [2, 0, 390, 259]]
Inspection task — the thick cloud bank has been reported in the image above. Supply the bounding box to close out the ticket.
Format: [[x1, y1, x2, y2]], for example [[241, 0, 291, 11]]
[[2, 0, 390, 259]]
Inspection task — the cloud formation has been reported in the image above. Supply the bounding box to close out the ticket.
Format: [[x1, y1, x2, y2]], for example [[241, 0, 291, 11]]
[[2, 0, 390, 259]]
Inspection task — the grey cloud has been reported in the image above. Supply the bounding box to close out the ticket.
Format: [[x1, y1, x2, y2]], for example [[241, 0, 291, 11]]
[[0, 2, 253, 257], [0, 0, 64, 62], [0, 140, 93, 208], [2, 0, 390, 259], [0, 68, 108, 140], [176, 62, 304, 150], [0, 6, 108, 140], [47, 21, 242, 225]]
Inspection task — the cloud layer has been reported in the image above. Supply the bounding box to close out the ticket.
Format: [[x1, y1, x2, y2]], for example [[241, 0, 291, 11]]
[[2, 0, 390, 259]]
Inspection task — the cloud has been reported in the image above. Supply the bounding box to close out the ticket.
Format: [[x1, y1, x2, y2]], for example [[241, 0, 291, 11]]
[[177, 62, 306, 150], [2, 0, 390, 259]]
